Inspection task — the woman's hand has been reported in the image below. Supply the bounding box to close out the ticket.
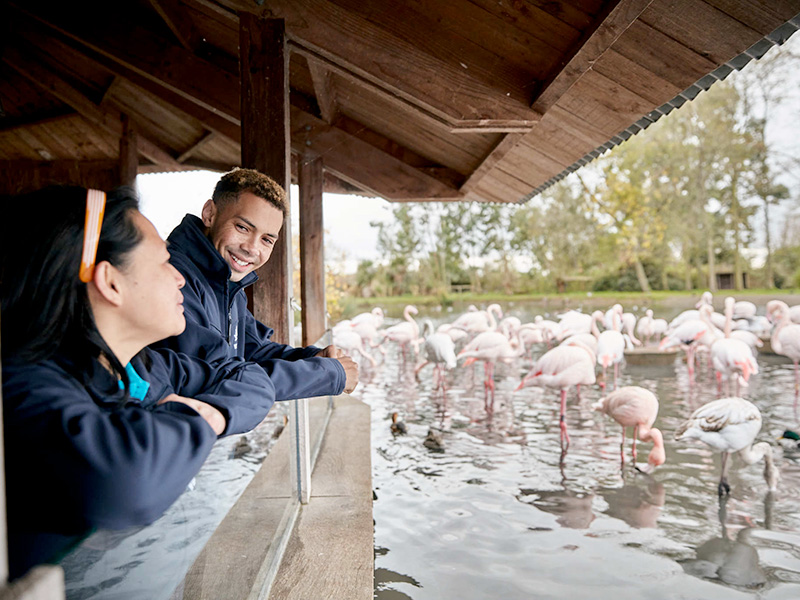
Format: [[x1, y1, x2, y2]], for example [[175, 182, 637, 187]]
[[158, 394, 226, 435]]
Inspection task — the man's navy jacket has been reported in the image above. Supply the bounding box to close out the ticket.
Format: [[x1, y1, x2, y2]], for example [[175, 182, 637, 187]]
[[3, 347, 276, 580], [157, 215, 346, 401]]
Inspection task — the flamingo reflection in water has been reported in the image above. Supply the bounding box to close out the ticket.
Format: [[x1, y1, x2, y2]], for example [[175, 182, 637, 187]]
[[680, 494, 772, 588]]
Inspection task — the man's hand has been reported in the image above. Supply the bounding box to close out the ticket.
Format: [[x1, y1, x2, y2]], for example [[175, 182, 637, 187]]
[[159, 393, 227, 435], [318, 344, 346, 359], [336, 355, 359, 394]]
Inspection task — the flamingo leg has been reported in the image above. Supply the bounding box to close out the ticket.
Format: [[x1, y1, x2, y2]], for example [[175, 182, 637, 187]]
[[559, 388, 570, 449], [620, 426, 626, 466], [719, 452, 731, 496], [614, 363, 620, 390], [794, 360, 799, 397], [715, 371, 722, 397], [687, 346, 696, 384], [631, 424, 638, 463], [576, 384, 582, 400]]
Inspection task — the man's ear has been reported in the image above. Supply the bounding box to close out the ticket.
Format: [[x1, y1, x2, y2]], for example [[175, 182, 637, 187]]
[[91, 261, 123, 307], [201, 199, 217, 228]]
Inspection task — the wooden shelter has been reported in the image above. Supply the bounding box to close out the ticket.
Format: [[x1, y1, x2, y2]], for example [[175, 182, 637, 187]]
[[2, 0, 800, 597]]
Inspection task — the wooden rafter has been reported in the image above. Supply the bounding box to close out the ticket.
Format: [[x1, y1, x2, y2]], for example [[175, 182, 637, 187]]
[[145, 0, 202, 51], [531, 0, 655, 114], [14, 5, 463, 200], [195, 0, 541, 130], [2, 45, 180, 168], [306, 60, 337, 124], [176, 130, 217, 163]]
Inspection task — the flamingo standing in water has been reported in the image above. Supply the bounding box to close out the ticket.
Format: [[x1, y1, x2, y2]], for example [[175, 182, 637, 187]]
[[596, 309, 625, 390], [636, 309, 656, 346], [457, 324, 523, 409], [709, 298, 759, 396], [515, 341, 596, 448], [451, 303, 503, 338], [592, 386, 665, 473], [659, 308, 715, 383], [766, 300, 800, 394], [675, 397, 779, 496], [381, 304, 420, 361], [331, 328, 377, 367], [415, 319, 457, 394]]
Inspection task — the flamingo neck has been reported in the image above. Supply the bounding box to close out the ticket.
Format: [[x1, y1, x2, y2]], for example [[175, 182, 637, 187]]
[[591, 313, 601, 338], [771, 309, 791, 353], [645, 427, 666, 467]]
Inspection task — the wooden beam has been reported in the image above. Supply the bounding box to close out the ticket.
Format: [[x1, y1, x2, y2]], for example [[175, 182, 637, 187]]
[[307, 61, 337, 124], [240, 14, 293, 346], [299, 154, 326, 346], [0, 108, 76, 134], [2, 45, 180, 169], [13, 6, 463, 200], [531, 0, 654, 115], [459, 133, 526, 194], [291, 108, 461, 201], [200, 0, 541, 130], [0, 159, 120, 195], [145, 0, 202, 51], [176, 130, 217, 163], [119, 113, 139, 187]]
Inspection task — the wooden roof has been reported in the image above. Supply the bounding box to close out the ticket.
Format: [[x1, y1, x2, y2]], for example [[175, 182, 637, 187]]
[[1, 0, 799, 202]]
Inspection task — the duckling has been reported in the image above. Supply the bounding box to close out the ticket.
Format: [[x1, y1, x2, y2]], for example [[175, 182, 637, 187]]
[[779, 429, 800, 450], [233, 435, 252, 458], [390, 412, 407, 435], [423, 427, 445, 452]]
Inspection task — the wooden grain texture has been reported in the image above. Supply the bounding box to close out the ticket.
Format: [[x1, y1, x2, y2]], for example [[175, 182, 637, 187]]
[[0, 159, 120, 195], [269, 396, 373, 599], [119, 113, 138, 187], [299, 155, 327, 347], [240, 15, 293, 346]]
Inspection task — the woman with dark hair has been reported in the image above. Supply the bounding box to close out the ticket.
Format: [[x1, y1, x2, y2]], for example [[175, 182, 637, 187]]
[[0, 186, 276, 580]]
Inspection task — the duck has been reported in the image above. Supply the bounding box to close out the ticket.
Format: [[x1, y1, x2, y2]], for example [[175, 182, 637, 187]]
[[779, 429, 800, 450], [233, 435, 252, 458], [390, 412, 407, 435], [675, 397, 780, 496], [423, 427, 445, 452]]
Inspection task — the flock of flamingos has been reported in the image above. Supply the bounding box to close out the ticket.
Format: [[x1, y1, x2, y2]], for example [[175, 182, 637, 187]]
[[332, 292, 800, 497]]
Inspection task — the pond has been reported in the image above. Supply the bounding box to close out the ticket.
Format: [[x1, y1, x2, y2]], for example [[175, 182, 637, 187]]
[[356, 299, 800, 600]]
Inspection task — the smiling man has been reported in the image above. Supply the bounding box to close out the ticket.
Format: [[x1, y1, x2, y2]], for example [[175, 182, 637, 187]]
[[155, 168, 358, 402]]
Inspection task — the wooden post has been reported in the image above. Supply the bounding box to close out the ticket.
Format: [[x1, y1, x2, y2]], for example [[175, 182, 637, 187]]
[[239, 14, 293, 346], [299, 155, 326, 346], [119, 114, 138, 189]]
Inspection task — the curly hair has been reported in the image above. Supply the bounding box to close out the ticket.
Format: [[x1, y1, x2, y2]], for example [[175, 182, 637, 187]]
[[212, 168, 287, 215]]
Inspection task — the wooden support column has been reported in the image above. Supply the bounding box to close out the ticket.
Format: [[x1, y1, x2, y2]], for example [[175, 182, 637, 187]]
[[239, 13, 292, 346], [119, 114, 138, 189], [299, 154, 326, 346]]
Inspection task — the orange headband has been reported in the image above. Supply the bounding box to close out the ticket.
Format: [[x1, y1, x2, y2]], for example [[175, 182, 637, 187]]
[[79, 189, 107, 283]]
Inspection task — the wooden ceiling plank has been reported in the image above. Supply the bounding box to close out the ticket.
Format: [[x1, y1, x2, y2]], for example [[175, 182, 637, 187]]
[[145, 0, 203, 51], [531, 0, 654, 114], [460, 133, 526, 193], [591, 47, 681, 105], [291, 107, 462, 200], [177, 130, 218, 163], [13, 2, 241, 126], [0, 132, 42, 160], [706, 0, 800, 33], [613, 20, 718, 89], [2, 46, 181, 168], [0, 108, 77, 134], [258, 0, 541, 127], [307, 60, 338, 124], [467, 0, 595, 32], [641, 0, 763, 66]]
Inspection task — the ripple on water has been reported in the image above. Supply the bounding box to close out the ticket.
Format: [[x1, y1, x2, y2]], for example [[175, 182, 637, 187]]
[[369, 307, 800, 600]]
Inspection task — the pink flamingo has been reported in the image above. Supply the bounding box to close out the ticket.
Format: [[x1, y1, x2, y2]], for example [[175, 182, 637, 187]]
[[381, 304, 420, 361], [416, 319, 457, 394], [710, 297, 759, 396], [592, 386, 666, 473], [351, 306, 384, 328], [766, 300, 800, 394], [659, 308, 715, 382], [596, 310, 625, 390], [451, 303, 503, 337], [515, 341, 596, 448], [457, 326, 523, 409], [332, 328, 377, 367], [636, 309, 656, 346]]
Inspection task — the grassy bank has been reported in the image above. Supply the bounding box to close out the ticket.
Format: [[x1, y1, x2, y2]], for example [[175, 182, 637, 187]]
[[339, 288, 800, 320]]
